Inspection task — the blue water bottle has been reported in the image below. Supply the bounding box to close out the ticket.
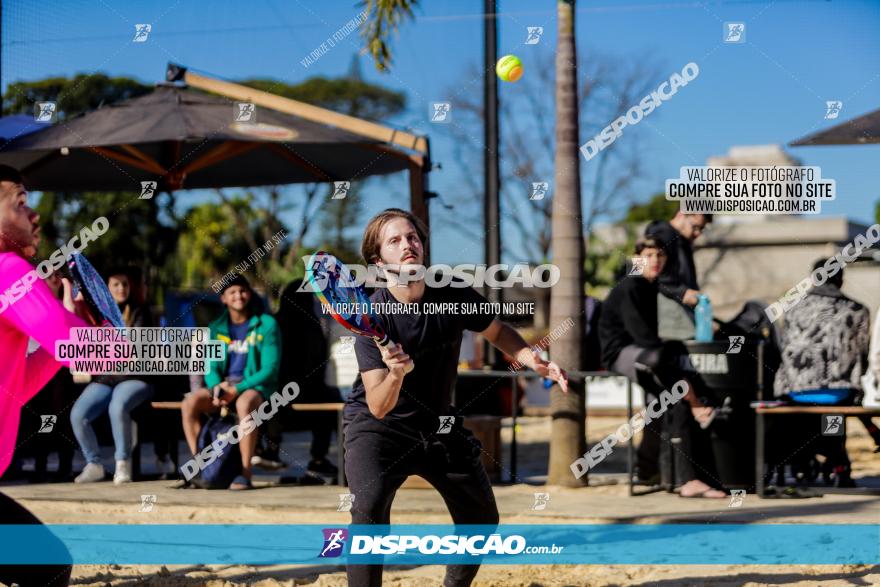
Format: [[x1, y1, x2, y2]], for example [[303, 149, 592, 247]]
[[695, 294, 713, 342]]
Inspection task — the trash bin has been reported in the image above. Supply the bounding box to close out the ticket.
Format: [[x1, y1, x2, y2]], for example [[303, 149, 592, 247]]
[[682, 340, 763, 490]]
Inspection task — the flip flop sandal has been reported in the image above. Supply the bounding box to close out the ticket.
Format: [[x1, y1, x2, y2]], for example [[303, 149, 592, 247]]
[[229, 475, 253, 490]]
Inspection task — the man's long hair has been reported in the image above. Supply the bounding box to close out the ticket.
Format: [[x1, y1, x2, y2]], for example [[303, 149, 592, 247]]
[[360, 208, 428, 264]]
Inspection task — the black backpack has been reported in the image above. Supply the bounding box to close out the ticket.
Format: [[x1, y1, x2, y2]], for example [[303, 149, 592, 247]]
[[193, 409, 242, 489]]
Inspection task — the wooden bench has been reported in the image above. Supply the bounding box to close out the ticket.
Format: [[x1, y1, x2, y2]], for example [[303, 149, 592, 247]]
[[149, 400, 347, 486], [755, 405, 880, 496]]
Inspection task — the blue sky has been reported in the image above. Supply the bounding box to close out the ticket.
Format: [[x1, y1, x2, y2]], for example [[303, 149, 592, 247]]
[[3, 0, 879, 264]]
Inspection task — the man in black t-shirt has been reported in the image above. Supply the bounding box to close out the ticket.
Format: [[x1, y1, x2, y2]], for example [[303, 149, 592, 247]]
[[345, 208, 568, 587]]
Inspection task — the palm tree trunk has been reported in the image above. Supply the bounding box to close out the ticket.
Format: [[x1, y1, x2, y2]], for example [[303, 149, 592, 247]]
[[548, 0, 588, 487]]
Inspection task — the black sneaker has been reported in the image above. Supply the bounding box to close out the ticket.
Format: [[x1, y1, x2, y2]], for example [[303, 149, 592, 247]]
[[307, 459, 339, 477]]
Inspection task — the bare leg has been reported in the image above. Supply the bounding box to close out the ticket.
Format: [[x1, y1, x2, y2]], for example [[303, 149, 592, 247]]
[[235, 389, 265, 479], [181, 388, 213, 456]]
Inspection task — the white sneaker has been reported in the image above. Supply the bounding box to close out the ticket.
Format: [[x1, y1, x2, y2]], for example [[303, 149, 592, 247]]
[[113, 459, 132, 484], [74, 462, 105, 483]]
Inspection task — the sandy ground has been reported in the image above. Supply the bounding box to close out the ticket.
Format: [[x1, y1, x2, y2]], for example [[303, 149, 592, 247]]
[[9, 416, 879, 586], [64, 563, 880, 586]]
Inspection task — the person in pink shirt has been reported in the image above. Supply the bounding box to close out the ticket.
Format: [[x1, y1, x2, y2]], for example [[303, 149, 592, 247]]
[[0, 165, 91, 587]]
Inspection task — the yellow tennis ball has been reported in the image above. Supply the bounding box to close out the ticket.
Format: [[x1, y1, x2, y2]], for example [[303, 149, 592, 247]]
[[496, 54, 523, 82]]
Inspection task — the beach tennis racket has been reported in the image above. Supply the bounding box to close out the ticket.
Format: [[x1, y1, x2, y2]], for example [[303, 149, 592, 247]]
[[67, 252, 126, 328], [306, 251, 413, 374]]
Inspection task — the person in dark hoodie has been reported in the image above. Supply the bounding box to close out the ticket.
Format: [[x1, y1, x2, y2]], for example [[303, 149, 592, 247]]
[[274, 278, 341, 477], [599, 236, 724, 498], [645, 211, 712, 310]]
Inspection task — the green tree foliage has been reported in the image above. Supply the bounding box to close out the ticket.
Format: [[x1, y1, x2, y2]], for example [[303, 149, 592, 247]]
[[242, 77, 405, 121], [3, 74, 151, 119], [317, 184, 364, 262], [624, 192, 678, 223], [34, 192, 178, 298], [359, 0, 418, 72]]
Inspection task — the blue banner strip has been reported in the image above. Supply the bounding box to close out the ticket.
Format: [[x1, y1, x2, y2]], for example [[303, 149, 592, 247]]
[[1, 524, 877, 565]]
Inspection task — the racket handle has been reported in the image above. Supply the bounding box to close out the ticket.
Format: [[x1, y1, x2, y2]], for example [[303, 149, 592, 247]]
[[378, 338, 414, 374]]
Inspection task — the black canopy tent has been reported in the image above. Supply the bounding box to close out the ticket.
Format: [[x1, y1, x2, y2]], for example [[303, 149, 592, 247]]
[[0, 64, 432, 240]]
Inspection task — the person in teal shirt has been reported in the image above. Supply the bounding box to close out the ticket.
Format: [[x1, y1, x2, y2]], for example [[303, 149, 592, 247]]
[[181, 275, 281, 489]]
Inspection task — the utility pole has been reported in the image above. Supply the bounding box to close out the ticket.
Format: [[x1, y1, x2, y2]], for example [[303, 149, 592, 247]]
[[483, 0, 502, 366]]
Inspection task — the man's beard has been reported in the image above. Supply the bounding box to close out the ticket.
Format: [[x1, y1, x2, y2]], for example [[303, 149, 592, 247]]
[[0, 223, 36, 256]]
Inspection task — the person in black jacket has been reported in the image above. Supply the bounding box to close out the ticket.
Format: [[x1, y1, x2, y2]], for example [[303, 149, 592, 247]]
[[645, 212, 712, 309], [599, 236, 723, 498], [274, 279, 341, 477]]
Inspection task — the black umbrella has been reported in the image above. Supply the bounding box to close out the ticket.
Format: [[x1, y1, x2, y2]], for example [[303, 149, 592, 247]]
[[790, 107, 880, 146], [0, 84, 411, 191]]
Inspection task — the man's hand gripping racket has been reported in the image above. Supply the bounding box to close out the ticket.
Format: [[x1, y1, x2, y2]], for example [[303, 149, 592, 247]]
[[66, 252, 126, 328], [306, 251, 414, 374]]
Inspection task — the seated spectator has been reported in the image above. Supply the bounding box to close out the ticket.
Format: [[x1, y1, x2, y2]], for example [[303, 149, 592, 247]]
[[180, 275, 280, 490], [773, 259, 870, 486], [599, 236, 723, 498], [71, 267, 154, 484], [275, 279, 340, 478]]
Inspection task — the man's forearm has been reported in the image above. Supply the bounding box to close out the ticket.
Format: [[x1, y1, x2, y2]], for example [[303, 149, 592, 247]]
[[366, 371, 405, 418], [490, 323, 535, 370]]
